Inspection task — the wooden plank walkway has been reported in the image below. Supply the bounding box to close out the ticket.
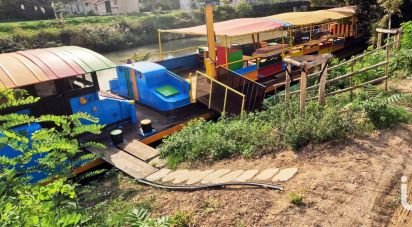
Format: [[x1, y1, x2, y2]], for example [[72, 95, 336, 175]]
[[88, 146, 158, 179], [117, 140, 159, 162]]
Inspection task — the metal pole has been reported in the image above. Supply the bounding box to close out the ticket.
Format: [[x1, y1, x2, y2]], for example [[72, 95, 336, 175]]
[[158, 30, 163, 60], [225, 35, 229, 68]]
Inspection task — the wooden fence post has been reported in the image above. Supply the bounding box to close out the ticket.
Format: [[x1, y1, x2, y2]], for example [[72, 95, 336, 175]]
[[285, 63, 291, 106], [384, 43, 390, 91], [377, 33, 382, 48], [350, 61, 354, 100], [318, 61, 328, 106], [396, 33, 401, 49], [300, 63, 308, 115]]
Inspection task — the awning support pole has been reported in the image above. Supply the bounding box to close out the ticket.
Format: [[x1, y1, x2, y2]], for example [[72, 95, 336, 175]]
[[158, 30, 163, 61], [205, 1, 217, 79]]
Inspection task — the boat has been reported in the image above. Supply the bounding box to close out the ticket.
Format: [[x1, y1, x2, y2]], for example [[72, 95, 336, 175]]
[[0, 5, 367, 182], [157, 6, 365, 92]]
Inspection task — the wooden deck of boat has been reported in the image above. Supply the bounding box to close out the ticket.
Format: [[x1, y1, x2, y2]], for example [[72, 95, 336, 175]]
[[80, 102, 215, 178], [88, 145, 158, 179]]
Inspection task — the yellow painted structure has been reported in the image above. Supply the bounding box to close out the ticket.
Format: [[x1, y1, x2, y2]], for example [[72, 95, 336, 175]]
[[205, 3, 217, 79]]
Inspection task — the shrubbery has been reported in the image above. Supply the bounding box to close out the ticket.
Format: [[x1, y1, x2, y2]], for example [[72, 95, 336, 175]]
[[0, 1, 310, 53], [160, 87, 411, 168]]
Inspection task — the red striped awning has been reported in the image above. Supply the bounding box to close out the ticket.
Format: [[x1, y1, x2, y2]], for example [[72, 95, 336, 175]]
[[0, 46, 115, 89]]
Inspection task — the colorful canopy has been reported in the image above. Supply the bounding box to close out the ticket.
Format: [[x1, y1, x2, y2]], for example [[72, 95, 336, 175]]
[[160, 18, 288, 37], [0, 46, 115, 89], [163, 6, 356, 38], [266, 7, 356, 26]]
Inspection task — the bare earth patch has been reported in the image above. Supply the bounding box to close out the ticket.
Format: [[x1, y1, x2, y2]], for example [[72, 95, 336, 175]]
[[89, 123, 412, 226], [82, 78, 412, 226]]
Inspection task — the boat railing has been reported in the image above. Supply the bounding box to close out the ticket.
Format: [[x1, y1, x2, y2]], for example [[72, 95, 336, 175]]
[[193, 71, 246, 116], [217, 67, 266, 112]]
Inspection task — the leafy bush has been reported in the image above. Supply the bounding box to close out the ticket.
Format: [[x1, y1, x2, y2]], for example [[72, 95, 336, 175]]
[[401, 21, 412, 49], [159, 116, 276, 168], [0, 89, 104, 226], [263, 97, 352, 150], [0, 2, 311, 53], [236, 3, 254, 18], [391, 47, 412, 78], [0, 177, 84, 226], [160, 87, 410, 167], [348, 87, 411, 129], [125, 208, 174, 227]]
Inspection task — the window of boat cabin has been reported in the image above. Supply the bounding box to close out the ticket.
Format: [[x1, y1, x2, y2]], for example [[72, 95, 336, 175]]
[[34, 81, 58, 97], [64, 74, 94, 91]]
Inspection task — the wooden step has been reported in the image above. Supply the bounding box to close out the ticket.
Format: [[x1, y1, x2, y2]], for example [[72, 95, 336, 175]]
[[117, 139, 160, 161], [88, 146, 158, 179]]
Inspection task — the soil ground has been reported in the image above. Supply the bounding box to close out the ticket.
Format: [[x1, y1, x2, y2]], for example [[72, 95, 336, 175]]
[[81, 78, 412, 226]]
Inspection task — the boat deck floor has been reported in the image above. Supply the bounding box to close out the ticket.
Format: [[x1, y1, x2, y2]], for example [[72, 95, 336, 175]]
[[84, 102, 215, 179], [89, 101, 214, 145]]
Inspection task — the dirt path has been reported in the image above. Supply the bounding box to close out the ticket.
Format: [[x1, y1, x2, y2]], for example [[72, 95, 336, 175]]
[[90, 123, 412, 226], [86, 78, 412, 226]]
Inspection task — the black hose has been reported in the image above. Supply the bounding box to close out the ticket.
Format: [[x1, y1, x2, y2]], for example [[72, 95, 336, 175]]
[[137, 179, 283, 191]]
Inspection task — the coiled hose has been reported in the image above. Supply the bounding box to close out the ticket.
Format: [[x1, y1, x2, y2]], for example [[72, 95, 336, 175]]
[[137, 179, 283, 191]]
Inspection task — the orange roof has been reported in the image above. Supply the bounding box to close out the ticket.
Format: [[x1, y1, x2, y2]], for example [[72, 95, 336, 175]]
[[0, 46, 115, 89]]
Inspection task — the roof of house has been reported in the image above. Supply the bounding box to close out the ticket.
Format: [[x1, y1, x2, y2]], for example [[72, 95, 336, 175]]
[[0, 46, 115, 89]]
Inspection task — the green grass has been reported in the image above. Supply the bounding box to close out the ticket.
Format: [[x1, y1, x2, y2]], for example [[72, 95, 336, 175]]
[[0, 10, 202, 53], [159, 87, 411, 168]]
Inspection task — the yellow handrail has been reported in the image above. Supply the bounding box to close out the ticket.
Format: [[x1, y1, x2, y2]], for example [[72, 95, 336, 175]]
[[195, 71, 245, 115]]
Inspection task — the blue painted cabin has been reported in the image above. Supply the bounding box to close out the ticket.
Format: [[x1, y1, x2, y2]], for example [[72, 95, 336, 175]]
[[0, 46, 138, 183], [110, 62, 191, 112]]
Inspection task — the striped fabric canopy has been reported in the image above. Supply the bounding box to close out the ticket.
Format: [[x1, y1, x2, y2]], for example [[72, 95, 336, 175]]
[[266, 6, 356, 26], [160, 18, 289, 37], [0, 46, 115, 89]]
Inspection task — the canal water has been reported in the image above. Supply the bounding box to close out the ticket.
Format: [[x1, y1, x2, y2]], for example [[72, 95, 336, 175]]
[[104, 37, 206, 64], [98, 37, 206, 90]]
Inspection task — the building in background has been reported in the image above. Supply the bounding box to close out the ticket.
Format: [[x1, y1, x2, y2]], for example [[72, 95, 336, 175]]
[[66, 0, 140, 15], [179, 0, 192, 10]]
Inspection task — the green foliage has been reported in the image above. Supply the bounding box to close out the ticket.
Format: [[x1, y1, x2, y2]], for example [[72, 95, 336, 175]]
[[390, 48, 412, 78], [132, 52, 151, 62], [0, 177, 85, 226], [159, 115, 277, 168], [236, 3, 254, 18], [265, 97, 352, 150], [125, 208, 174, 227], [0, 1, 310, 53], [288, 191, 304, 205], [160, 85, 410, 166], [0, 89, 104, 226], [401, 21, 412, 49], [0, 89, 39, 109], [348, 86, 411, 129], [171, 211, 193, 227]]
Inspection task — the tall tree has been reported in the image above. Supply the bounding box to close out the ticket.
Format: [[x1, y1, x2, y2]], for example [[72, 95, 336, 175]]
[[378, 0, 403, 29]]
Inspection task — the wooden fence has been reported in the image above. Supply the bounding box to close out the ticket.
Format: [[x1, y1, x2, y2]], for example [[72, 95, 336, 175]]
[[281, 38, 400, 114]]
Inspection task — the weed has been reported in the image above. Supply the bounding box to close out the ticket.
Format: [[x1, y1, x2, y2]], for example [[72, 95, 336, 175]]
[[171, 211, 193, 227], [136, 195, 156, 211], [201, 198, 220, 214], [289, 191, 304, 206]]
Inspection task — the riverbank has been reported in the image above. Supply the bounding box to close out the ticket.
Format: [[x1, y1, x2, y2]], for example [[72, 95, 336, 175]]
[[0, 2, 309, 53]]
